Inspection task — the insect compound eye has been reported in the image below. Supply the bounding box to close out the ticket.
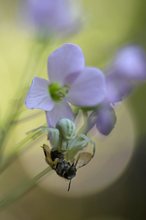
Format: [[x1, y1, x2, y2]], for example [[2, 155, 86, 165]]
[[51, 150, 64, 161]]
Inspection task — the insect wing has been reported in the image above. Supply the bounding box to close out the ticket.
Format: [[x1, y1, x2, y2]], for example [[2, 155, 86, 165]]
[[75, 152, 93, 169], [75, 140, 95, 169]]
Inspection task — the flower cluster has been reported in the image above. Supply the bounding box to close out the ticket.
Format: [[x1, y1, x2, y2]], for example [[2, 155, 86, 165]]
[[26, 44, 146, 136], [47, 118, 95, 161]]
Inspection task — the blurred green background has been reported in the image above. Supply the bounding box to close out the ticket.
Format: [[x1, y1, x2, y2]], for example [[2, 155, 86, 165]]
[[0, 0, 146, 219]]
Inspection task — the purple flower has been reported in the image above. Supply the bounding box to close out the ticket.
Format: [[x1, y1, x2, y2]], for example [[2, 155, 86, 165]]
[[25, 43, 106, 127], [109, 46, 146, 80], [24, 0, 82, 37], [105, 45, 146, 103], [87, 45, 146, 136]]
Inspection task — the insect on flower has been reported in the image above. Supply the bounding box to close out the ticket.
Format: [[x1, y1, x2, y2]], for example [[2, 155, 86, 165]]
[[42, 143, 95, 191], [42, 119, 95, 191]]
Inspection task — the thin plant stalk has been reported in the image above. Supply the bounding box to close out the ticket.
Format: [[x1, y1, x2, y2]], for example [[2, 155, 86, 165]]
[[0, 41, 48, 161], [0, 125, 48, 173], [0, 166, 51, 209]]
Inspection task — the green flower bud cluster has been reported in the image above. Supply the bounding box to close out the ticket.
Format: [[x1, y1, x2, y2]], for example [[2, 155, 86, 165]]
[[48, 118, 94, 161]]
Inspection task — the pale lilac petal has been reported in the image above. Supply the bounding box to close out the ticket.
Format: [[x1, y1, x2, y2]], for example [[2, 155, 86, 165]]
[[96, 104, 116, 135], [25, 77, 54, 111], [46, 101, 74, 127], [48, 44, 85, 85], [67, 67, 106, 106], [110, 46, 146, 80], [105, 74, 134, 103]]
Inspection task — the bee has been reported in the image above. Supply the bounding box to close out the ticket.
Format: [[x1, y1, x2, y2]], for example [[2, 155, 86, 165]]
[[42, 142, 95, 191]]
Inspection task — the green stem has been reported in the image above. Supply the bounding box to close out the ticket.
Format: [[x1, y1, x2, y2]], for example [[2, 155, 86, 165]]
[[0, 166, 51, 209], [78, 110, 88, 134], [0, 126, 48, 173], [0, 41, 47, 161], [13, 111, 43, 124]]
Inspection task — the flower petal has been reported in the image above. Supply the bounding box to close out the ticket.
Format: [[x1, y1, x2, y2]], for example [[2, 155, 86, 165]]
[[25, 77, 54, 111], [109, 46, 146, 80], [48, 43, 85, 85], [67, 67, 106, 106], [46, 101, 74, 127], [106, 73, 133, 103], [96, 104, 116, 135]]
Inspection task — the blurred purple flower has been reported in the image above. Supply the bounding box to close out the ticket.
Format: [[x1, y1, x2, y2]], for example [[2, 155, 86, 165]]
[[105, 74, 133, 104], [24, 0, 82, 38], [109, 46, 146, 80], [25, 43, 106, 127], [105, 45, 146, 104], [87, 45, 146, 136]]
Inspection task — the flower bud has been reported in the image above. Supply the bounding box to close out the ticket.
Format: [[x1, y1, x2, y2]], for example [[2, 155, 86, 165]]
[[56, 118, 76, 140], [48, 128, 60, 149], [69, 134, 90, 150]]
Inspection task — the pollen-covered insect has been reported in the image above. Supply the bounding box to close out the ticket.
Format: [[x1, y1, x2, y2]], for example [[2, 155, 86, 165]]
[[42, 118, 95, 191]]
